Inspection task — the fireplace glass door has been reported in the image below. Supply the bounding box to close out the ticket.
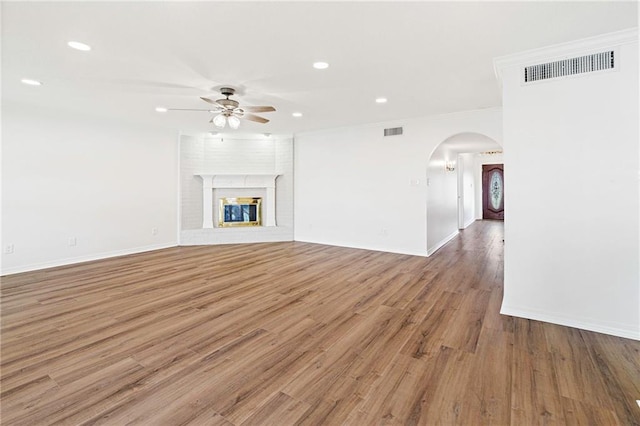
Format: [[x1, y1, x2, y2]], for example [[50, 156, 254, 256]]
[[218, 197, 262, 227]]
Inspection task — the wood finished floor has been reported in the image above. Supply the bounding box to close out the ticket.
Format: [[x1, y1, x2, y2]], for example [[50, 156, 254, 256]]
[[1, 221, 639, 425]]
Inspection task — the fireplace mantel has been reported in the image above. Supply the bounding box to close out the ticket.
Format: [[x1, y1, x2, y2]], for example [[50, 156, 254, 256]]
[[196, 174, 279, 228]]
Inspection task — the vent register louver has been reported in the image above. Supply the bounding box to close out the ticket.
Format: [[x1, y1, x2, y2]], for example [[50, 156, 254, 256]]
[[384, 127, 403, 137], [524, 50, 615, 83]]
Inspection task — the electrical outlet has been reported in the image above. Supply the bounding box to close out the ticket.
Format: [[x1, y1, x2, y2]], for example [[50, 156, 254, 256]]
[[151, 227, 158, 235], [68, 237, 77, 246], [4, 244, 14, 254]]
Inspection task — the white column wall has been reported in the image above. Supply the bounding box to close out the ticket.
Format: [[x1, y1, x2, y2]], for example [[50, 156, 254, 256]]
[[497, 30, 639, 339], [427, 145, 459, 254], [460, 153, 476, 228]]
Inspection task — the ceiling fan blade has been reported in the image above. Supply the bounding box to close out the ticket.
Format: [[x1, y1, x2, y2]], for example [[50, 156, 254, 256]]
[[243, 113, 269, 124], [243, 106, 276, 113], [200, 96, 217, 104], [167, 108, 216, 111]]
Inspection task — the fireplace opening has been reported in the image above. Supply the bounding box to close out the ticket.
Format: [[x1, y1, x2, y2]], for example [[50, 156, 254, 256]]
[[218, 197, 262, 227]]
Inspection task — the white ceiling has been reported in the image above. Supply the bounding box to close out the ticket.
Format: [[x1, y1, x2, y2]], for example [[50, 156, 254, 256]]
[[3, 1, 637, 136]]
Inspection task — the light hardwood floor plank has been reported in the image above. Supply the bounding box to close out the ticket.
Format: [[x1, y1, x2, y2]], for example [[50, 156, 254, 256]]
[[2, 221, 639, 425]]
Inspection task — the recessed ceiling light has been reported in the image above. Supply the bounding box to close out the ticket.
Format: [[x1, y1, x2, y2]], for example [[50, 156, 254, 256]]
[[155, 107, 168, 113], [375, 97, 388, 104], [313, 62, 329, 70], [292, 112, 303, 118], [68, 41, 91, 51], [21, 78, 42, 86]]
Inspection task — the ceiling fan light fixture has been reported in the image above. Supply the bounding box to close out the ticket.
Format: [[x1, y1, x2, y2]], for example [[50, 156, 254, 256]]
[[292, 112, 303, 118], [193, 87, 274, 127], [228, 116, 241, 129], [213, 114, 226, 128]]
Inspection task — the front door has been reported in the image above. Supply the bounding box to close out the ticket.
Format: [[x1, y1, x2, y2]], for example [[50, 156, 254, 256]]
[[482, 164, 504, 220]]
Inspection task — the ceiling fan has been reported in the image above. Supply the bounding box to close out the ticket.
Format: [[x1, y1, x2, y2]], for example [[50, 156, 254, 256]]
[[168, 87, 276, 129]]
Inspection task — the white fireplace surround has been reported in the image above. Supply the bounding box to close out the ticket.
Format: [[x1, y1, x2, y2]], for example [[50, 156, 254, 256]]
[[197, 174, 279, 228]]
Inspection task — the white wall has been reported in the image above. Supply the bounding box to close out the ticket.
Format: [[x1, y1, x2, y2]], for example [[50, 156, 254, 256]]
[[180, 134, 294, 244], [1, 101, 179, 275], [497, 29, 639, 340], [180, 135, 204, 231], [459, 153, 476, 228], [426, 144, 458, 254], [294, 108, 502, 256]]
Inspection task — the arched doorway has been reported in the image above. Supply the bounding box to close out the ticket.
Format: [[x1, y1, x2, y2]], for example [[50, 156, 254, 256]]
[[426, 132, 502, 255]]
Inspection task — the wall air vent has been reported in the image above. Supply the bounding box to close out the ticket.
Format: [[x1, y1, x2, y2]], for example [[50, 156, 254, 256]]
[[384, 127, 403, 137], [524, 50, 615, 83]]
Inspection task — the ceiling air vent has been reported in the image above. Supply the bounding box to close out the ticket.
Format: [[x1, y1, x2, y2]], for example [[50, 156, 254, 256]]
[[384, 127, 403, 137], [524, 50, 615, 83]]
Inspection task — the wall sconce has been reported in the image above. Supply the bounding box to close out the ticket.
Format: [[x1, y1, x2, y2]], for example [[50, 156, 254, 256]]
[[445, 161, 456, 172]]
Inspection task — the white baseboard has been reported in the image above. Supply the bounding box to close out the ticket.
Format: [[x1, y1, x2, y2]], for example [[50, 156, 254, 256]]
[[427, 230, 459, 257], [180, 227, 294, 245], [1, 242, 178, 276], [293, 238, 428, 257], [462, 218, 476, 229], [500, 304, 640, 341]]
